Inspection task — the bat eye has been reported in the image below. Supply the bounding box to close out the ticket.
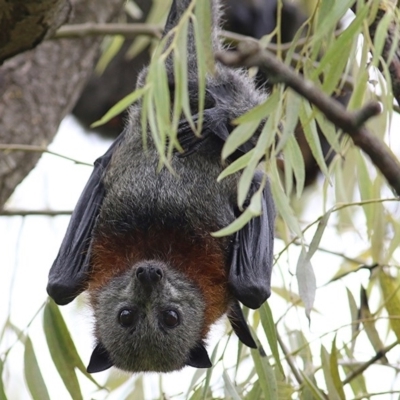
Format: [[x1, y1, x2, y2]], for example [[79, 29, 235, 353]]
[[118, 309, 135, 327], [162, 310, 180, 328]]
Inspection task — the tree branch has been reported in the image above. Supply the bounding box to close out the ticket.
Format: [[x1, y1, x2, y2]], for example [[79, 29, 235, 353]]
[[0, 144, 92, 166], [342, 340, 398, 386], [54, 22, 162, 39], [0, 210, 72, 217], [216, 43, 400, 196], [49, 23, 400, 114]]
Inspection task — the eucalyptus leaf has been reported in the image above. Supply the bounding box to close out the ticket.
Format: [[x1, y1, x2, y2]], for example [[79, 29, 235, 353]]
[[24, 336, 50, 400], [43, 301, 83, 400]]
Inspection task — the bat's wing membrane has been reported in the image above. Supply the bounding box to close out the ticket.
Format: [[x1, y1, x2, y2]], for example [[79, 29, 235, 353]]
[[229, 172, 275, 309], [47, 132, 125, 305]]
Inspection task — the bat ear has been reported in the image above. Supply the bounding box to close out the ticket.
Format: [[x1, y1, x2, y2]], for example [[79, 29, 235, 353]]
[[186, 343, 212, 369], [229, 173, 275, 309], [228, 301, 257, 349], [87, 342, 114, 373]]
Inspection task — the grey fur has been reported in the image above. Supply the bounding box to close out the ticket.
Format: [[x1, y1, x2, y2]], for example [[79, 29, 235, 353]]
[[93, 260, 205, 372]]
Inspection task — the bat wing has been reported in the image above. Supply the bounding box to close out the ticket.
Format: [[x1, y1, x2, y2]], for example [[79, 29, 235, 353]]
[[47, 132, 126, 305], [229, 172, 275, 309], [177, 99, 274, 310]]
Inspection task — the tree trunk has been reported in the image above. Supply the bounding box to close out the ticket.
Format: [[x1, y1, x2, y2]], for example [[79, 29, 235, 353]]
[[0, 0, 125, 209]]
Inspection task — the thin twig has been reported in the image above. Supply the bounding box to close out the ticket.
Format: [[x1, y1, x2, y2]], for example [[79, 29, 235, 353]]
[[217, 43, 400, 195], [342, 340, 398, 385], [0, 210, 73, 217], [276, 332, 303, 385], [0, 144, 92, 166], [54, 23, 163, 39]]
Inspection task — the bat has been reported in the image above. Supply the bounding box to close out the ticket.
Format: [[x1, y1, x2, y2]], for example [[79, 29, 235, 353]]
[[47, 0, 275, 373]]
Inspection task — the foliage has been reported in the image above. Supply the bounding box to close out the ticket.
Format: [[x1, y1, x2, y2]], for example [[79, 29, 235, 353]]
[[1, 0, 400, 399]]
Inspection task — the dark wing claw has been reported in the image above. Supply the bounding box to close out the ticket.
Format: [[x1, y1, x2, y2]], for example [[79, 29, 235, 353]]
[[229, 172, 275, 309], [228, 301, 257, 348], [47, 132, 126, 305]]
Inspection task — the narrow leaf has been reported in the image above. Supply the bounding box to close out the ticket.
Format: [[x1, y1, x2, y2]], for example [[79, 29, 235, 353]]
[[0, 358, 7, 400], [379, 270, 400, 342], [222, 371, 242, 400], [299, 100, 329, 178], [299, 371, 325, 400], [346, 288, 360, 351], [43, 300, 83, 400], [222, 120, 260, 160], [259, 303, 284, 376], [91, 86, 148, 128], [296, 248, 316, 321], [24, 336, 50, 400], [234, 90, 280, 124], [218, 150, 255, 181], [251, 346, 278, 400], [329, 338, 345, 400], [359, 287, 388, 362], [270, 162, 302, 237], [320, 346, 341, 400]]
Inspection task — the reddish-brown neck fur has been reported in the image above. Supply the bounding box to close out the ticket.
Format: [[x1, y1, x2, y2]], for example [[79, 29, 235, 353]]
[[89, 228, 231, 337]]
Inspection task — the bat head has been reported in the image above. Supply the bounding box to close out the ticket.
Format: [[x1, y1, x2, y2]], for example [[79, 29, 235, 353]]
[[87, 260, 211, 373]]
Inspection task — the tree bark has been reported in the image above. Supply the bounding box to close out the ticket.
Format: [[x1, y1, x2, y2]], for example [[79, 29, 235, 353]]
[[0, 0, 125, 209], [0, 0, 72, 64]]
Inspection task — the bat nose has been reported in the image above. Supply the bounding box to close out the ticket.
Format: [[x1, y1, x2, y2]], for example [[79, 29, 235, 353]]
[[136, 265, 163, 285]]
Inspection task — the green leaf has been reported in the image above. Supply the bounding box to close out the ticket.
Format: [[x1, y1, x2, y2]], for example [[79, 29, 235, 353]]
[[342, 344, 367, 396], [379, 270, 400, 343], [24, 336, 50, 400], [222, 120, 260, 160], [237, 159, 259, 208], [95, 35, 125, 75], [245, 381, 262, 400], [283, 135, 305, 198], [270, 161, 302, 237], [251, 346, 278, 400], [313, 108, 341, 155], [218, 150, 255, 181], [329, 337, 345, 400], [194, 0, 215, 75], [43, 300, 86, 400], [259, 303, 284, 376], [222, 371, 242, 400], [0, 358, 7, 400], [311, 0, 361, 67], [372, 11, 393, 67], [91, 86, 148, 128], [359, 287, 387, 361], [175, 20, 195, 133], [299, 371, 325, 400], [234, 90, 280, 124], [346, 288, 360, 351], [299, 100, 329, 178], [201, 341, 220, 400], [276, 91, 301, 153], [212, 188, 262, 237], [321, 346, 341, 400], [154, 59, 172, 143]]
